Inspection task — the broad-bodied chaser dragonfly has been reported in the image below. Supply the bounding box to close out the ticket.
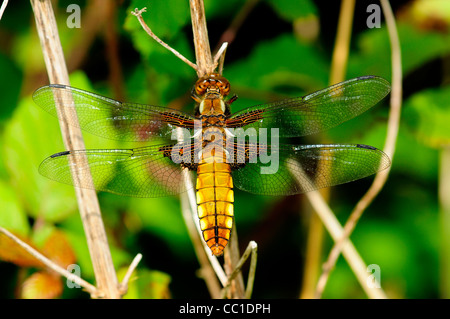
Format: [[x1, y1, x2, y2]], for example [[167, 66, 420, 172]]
[[33, 74, 391, 256]]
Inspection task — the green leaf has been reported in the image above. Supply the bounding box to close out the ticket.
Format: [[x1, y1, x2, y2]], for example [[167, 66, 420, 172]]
[[204, 0, 244, 19], [125, 0, 190, 38], [2, 72, 118, 222], [124, 0, 190, 62], [0, 53, 22, 122], [0, 180, 29, 236], [226, 34, 329, 111], [392, 126, 438, 181], [120, 267, 171, 299], [410, 0, 450, 26], [404, 85, 450, 148], [348, 23, 450, 79], [264, 0, 317, 21], [3, 96, 77, 222], [129, 196, 191, 256]]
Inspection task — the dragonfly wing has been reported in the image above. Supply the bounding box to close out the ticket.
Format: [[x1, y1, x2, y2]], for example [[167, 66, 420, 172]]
[[39, 143, 196, 197], [33, 85, 197, 142], [231, 143, 390, 196], [226, 76, 391, 138]]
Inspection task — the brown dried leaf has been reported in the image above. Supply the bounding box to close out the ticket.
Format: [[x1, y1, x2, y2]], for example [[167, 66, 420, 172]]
[[42, 230, 77, 269], [21, 271, 63, 299], [0, 232, 44, 268]]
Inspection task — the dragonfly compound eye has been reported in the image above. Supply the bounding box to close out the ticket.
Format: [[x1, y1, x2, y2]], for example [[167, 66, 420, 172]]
[[217, 79, 230, 96], [195, 80, 209, 96]]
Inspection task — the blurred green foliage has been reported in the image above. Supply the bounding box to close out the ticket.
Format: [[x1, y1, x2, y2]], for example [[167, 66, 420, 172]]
[[0, 0, 449, 299]]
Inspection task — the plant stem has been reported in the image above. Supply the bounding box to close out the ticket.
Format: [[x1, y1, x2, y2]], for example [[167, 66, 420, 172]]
[[439, 147, 450, 298], [189, 0, 213, 77], [314, 0, 402, 298], [302, 0, 354, 299], [30, 0, 120, 298], [0, 226, 97, 295]]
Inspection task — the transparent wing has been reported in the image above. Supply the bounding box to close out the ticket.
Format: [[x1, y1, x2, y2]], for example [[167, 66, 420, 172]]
[[33, 85, 197, 142], [39, 143, 197, 197], [226, 76, 391, 137], [231, 143, 390, 195]]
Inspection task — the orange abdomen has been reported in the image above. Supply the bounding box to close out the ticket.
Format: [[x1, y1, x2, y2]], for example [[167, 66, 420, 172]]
[[196, 150, 234, 256]]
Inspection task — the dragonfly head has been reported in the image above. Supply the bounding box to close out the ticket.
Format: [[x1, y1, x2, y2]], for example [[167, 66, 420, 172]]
[[194, 73, 230, 98], [194, 73, 231, 116]]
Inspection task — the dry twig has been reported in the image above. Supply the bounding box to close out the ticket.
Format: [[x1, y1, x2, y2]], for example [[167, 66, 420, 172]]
[[118, 253, 143, 295], [132, 0, 254, 298], [300, 0, 356, 299], [314, 0, 402, 298], [131, 8, 198, 72], [31, 0, 122, 298], [0, 226, 97, 295], [0, 0, 8, 20]]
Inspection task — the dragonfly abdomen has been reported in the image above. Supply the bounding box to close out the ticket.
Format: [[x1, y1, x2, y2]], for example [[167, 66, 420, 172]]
[[196, 150, 234, 256]]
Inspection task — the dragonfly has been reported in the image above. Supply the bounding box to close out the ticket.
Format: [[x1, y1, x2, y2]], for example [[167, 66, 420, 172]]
[[33, 74, 391, 256]]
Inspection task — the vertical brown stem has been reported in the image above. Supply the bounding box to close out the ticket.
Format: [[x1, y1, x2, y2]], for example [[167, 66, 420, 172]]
[[439, 147, 450, 298], [224, 225, 245, 298], [301, 0, 355, 299], [188, 0, 246, 298], [30, 0, 120, 298], [189, 0, 213, 77]]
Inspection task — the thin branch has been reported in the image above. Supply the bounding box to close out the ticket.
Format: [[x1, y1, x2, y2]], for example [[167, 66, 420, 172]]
[[300, 0, 355, 299], [188, 0, 246, 298], [299, 212, 324, 298], [180, 169, 224, 298], [118, 253, 143, 295], [221, 241, 258, 299], [329, 0, 355, 84], [67, 0, 106, 73], [305, 191, 387, 299], [288, 160, 387, 299], [214, 0, 259, 53], [314, 0, 402, 298], [224, 225, 246, 298], [189, 0, 214, 76], [213, 42, 228, 75], [131, 8, 198, 72], [175, 126, 224, 297], [31, 0, 120, 298], [0, 0, 8, 20], [133, 0, 246, 298], [439, 147, 450, 298], [0, 226, 98, 296], [104, 0, 125, 101]]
